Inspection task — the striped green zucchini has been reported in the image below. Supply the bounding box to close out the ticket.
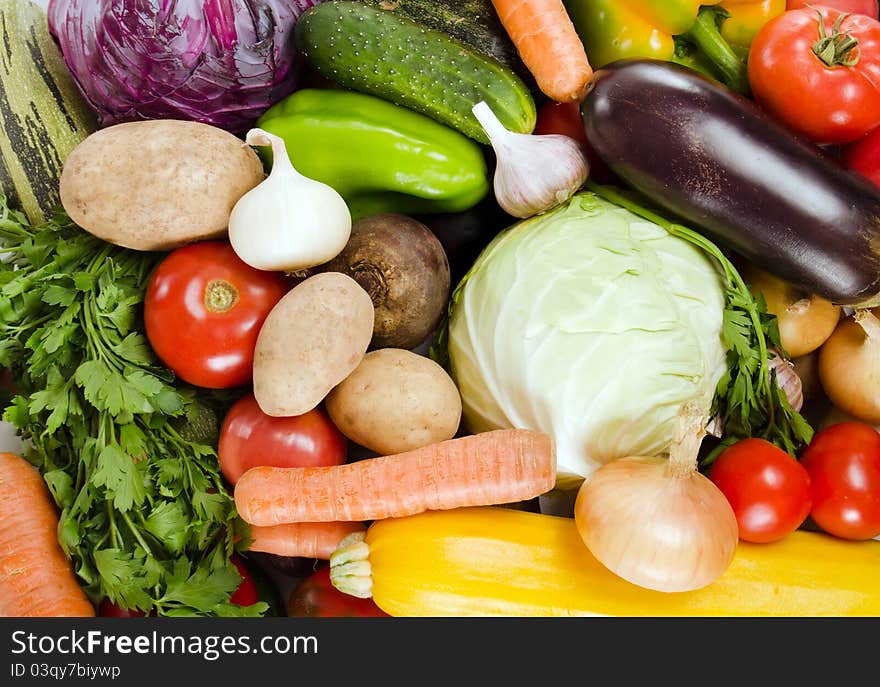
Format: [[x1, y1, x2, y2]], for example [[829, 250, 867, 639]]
[[0, 0, 97, 225]]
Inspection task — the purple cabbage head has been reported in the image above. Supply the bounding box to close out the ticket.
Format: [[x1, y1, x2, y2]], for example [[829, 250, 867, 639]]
[[48, 0, 323, 133]]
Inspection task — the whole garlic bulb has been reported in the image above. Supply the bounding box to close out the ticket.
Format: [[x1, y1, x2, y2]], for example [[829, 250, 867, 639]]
[[472, 101, 589, 219]]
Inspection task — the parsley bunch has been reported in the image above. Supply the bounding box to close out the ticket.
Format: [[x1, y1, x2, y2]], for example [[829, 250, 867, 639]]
[[586, 183, 814, 464], [0, 198, 266, 617]]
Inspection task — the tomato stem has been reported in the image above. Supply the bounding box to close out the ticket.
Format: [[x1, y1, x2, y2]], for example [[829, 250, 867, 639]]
[[204, 279, 239, 313], [813, 11, 861, 68]]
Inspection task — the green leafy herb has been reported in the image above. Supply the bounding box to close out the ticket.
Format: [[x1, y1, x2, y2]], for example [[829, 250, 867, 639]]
[[0, 197, 266, 617], [585, 183, 814, 464]]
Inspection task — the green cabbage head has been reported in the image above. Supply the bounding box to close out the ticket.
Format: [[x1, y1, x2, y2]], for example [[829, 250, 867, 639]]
[[447, 192, 728, 488]]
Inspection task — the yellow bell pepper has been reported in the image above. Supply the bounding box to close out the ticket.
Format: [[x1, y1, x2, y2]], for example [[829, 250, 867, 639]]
[[331, 506, 880, 617], [720, 0, 786, 49], [564, 0, 782, 93]]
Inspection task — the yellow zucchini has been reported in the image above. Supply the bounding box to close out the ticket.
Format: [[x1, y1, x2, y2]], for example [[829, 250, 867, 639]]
[[330, 506, 880, 617]]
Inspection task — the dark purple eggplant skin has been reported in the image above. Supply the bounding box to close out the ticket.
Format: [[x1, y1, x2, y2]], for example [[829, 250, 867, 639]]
[[581, 59, 880, 306]]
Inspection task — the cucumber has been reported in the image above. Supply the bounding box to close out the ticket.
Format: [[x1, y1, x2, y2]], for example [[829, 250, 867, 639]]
[[0, 0, 97, 225], [294, 1, 536, 144], [360, 0, 537, 91]]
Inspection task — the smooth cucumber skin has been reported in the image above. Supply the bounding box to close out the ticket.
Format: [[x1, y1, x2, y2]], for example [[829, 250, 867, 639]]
[[294, 1, 536, 143], [582, 59, 880, 306]]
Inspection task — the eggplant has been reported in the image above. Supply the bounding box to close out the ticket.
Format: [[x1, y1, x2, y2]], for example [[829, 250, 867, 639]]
[[581, 59, 880, 306]]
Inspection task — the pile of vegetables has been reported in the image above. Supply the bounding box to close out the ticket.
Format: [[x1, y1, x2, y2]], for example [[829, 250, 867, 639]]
[[2, 0, 880, 619]]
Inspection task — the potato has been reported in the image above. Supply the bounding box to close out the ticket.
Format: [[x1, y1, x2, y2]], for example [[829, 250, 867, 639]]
[[325, 348, 462, 455], [253, 272, 374, 417], [59, 120, 264, 251]]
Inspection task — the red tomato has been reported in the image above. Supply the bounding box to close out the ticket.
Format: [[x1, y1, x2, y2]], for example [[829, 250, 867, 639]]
[[786, 0, 878, 18], [144, 242, 289, 389], [533, 100, 615, 183], [229, 555, 260, 607], [709, 438, 812, 543], [534, 101, 589, 145], [799, 422, 880, 540], [842, 124, 880, 185], [749, 7, 880, 144], [288, 566, 389, 617], [98, 599, 145, 617], [218, 393, 347, 485]]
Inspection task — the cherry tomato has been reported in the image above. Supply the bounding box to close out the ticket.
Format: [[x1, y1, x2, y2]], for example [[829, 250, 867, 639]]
[[842, 124, 880, 186], [144, 241, 289, 389], [218, 393, 347, 485], [229, 555, 261, 607], [749, 7, 880, 144], [533, 100, 615, 183], [799, 422, 880, 540], [709, 438, 812, 543], [98, 599, 145, 617], [288, 566, 389, 617], [786, 0, 878, 18]]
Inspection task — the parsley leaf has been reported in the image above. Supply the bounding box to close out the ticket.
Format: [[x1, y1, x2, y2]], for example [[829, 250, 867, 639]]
[[0, 197, 261, 617]]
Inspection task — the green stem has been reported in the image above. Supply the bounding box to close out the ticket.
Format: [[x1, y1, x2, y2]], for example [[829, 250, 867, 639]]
[[670, 52, 719, 81], [107, 501, 120, 549], [120, 509, 153, 557], [683, 7, 750, 94]]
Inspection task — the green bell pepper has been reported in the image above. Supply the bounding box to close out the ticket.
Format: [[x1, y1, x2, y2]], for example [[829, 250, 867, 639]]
[[564, 1, 761, 94], [256, 89, 490, 221]]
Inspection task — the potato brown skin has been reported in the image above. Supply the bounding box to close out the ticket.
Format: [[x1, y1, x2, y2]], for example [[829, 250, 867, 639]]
[[252, 272, 375, 418], [320, 214, 451, 350], [325, 348, 462, 455], [59, 120, 264, 251]]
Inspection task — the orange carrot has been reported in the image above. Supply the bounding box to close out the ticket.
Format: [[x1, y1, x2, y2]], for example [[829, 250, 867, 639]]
[[248, 522, 366, 559], [491, 0, 593, 103], [234, 429, 556, 526], [0, 453, 95, 617]]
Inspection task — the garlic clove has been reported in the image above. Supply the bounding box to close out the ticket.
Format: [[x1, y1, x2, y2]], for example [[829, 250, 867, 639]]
[[768, 351, 804, 412], [472, 101, 589, 219], [228, 128, 351, 273]]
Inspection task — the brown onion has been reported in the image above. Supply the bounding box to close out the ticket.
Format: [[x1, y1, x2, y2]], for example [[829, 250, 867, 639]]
[[743, 265, 841, 358], [573, 403, 738, 593], [819, 309, 880, 425]]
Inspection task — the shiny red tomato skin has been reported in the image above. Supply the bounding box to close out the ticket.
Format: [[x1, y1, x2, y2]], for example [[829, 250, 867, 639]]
[[218, 394, 347, 485], [786, 0, 878, 18], [535, 101, 589, 145], [799, 422, 880, 540], [229, 555, 261, 607], [842, 124, 880, 185], [144, 241, 289, 389], [288, 566, 389, 618], [710, 438, 812, 543], [749, 7, 880, 144]]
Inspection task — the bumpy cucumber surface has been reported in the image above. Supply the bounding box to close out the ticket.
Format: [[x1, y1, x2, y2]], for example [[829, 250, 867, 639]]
[[360, 0, 536, 90], [294, 1, 536, 143]]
